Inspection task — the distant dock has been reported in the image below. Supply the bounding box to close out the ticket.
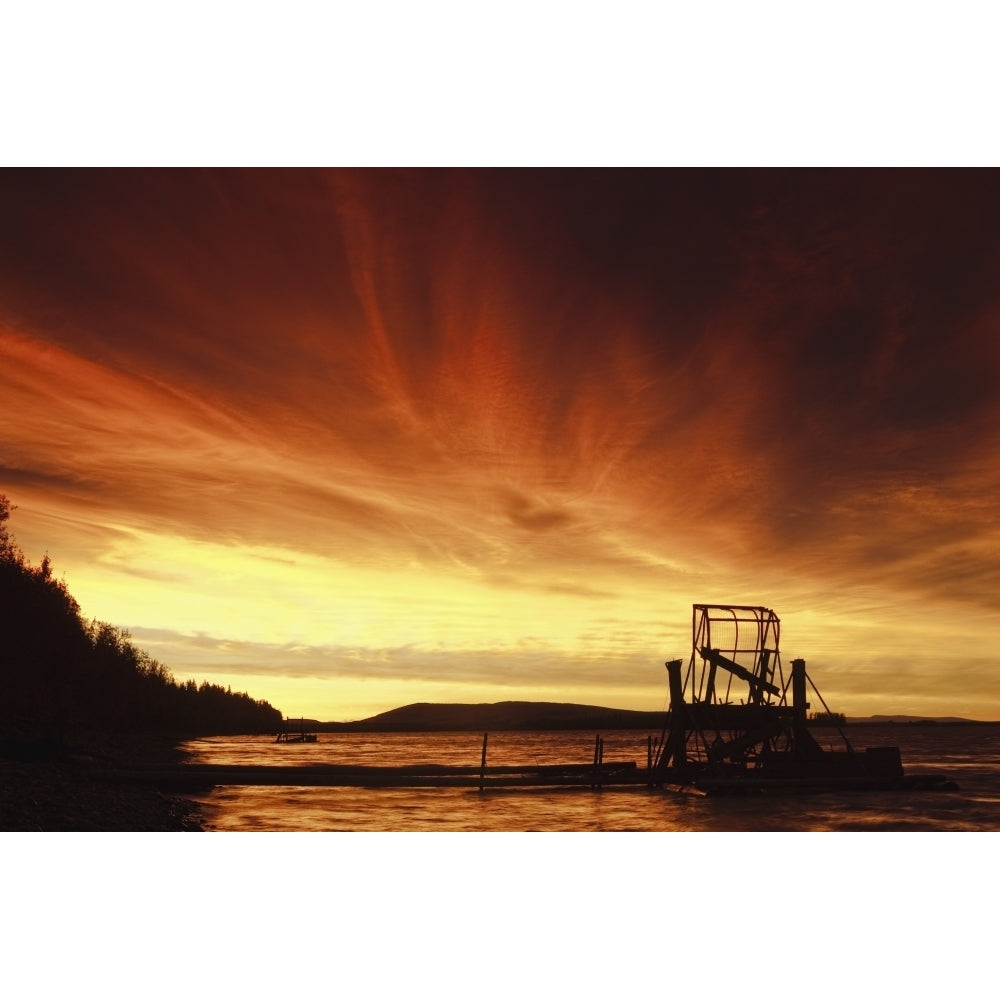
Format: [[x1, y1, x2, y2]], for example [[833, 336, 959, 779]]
[[274, 718, 317, 743]]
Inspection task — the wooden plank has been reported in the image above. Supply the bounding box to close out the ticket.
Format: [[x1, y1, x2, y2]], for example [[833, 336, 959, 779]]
[[700, 647, 780, 697], [95, 761, 645, 790]]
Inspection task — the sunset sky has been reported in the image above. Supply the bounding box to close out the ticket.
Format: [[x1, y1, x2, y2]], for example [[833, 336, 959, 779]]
[[3, 168, 1000, 721]]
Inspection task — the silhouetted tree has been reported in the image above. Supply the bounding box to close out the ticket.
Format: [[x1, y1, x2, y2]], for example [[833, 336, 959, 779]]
[[1, 495, 283, 738], [1, 496, 92, 738]]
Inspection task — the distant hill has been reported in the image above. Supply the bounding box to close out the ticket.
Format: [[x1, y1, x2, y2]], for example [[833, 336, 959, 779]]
[[296, 702, 1000, 733], [847, 714, 999, 725], [315, 701, 668, 733]]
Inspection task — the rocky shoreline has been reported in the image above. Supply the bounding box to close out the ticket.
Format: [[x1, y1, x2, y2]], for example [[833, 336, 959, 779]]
[[1, 730, 204, 832]]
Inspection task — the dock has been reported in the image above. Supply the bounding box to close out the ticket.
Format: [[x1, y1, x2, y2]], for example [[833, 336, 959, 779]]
[[97, 759, 648, 792], [95, 759, 956, 794]]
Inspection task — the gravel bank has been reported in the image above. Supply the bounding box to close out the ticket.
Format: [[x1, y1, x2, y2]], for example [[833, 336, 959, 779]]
[[1, 731, 204, 831]]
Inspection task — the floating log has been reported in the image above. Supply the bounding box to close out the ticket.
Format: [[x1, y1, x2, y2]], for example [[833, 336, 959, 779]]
[[92, 756, 958, 795], [95, 760, 643, 791]]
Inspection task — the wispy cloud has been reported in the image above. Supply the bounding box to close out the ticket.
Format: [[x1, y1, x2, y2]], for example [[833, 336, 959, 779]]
[[3, 169, 1000, 718]]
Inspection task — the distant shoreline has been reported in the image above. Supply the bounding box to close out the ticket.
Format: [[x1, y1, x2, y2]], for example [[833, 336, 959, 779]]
[[848, 718, 1000, 727], [280, 701, 1000, 733]]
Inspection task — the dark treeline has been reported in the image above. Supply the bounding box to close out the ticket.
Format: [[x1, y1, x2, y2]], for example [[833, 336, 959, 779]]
[[807, 711, 848, 726], [1, 496, 282, 739]]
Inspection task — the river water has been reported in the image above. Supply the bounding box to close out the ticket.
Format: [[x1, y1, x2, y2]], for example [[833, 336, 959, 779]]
[[181, 725, 1000, 832], [59, 725, 993, 998]]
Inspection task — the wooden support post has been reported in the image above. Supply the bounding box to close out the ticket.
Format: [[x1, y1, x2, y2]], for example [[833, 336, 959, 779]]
[[479, 732, 488, 793], [791, 658, 808, 750], [591, 734, 605, 790], [665, 658, 687, 774]]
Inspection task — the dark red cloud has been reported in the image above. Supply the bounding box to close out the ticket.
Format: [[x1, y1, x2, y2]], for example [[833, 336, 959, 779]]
[[3, 168, 1000, 607]]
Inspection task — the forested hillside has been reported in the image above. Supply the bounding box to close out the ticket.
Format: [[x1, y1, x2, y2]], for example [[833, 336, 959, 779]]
[[1, 495, 282, 740]]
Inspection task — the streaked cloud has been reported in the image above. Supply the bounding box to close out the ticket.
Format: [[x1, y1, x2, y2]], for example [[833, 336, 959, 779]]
[[3, 168, 1000, 719]]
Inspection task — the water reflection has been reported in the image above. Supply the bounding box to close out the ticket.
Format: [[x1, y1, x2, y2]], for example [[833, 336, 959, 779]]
[[185, 726, 1000, 832]]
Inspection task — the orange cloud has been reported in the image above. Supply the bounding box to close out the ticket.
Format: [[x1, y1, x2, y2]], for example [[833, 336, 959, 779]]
[[3, 169, 1000, 720]]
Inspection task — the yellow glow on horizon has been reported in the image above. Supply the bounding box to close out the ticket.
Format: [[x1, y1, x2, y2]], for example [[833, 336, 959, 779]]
[[5, 171, 1000, 723], [63, 523, 683, 654], [17, 501, 1000, 722]]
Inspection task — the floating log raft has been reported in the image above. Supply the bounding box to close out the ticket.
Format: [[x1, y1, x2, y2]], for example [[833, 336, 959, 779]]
[[97, 760, 647, 791], [95, 759, 957, 794]]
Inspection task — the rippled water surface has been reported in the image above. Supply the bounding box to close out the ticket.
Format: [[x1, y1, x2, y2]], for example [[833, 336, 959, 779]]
[[182, 726, 1000, 831]]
